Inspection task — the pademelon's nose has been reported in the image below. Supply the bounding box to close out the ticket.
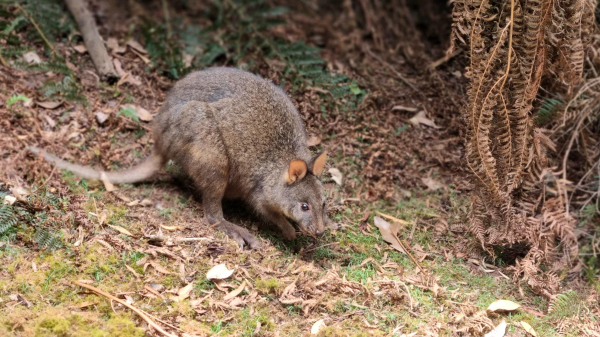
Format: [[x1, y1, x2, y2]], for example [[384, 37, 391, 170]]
[[315, 228, 325, 236]]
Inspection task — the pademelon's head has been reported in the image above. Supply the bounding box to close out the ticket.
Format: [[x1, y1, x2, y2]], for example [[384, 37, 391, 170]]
[[276, 152, 329, 237]]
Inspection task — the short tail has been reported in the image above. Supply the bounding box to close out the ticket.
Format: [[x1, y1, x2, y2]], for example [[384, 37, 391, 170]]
[[27, 146, 164, 184]]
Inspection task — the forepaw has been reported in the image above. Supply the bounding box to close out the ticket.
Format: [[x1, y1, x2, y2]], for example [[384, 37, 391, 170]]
[[218, 221, 262, 250], [281, 227, 297, 240]]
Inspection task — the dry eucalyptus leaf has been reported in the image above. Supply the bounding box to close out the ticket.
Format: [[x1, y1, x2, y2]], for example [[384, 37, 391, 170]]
[[184, 54, 194, 68], [108, 225, 134, 237], [307, 135, 321, 147], [113, 58, 126, 77], [311, 319, 326, 334], [484, 320, 507, 337], [126, 39, 148, 54], [96, 112, 109, 124], [107, 37, 126, 53], [328, 168, 343, 186], [409, 111, 441, 129], [223, 280, 246, 301], [140, 199, 153, 207], [487, 299, 521, 313], [148, 261, 171, 275], [3, 195, 17, 205], [159, 224, 182, 231], [373, 216, 406, 254], [177, 283, 194, 301], [421, 177, 444, 191], [520, 322, 537, 336], [100, 172, 117, 192], [23, 51, 41, 64], [123, 105, 153, 122], [206, 263, 234, 280], [392, 105, 418, 112], [36, 101, 62, 109], [73, 45, 87, 54]]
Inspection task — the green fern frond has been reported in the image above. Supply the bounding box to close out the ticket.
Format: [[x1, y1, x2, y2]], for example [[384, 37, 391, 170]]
[[33, 227, 62, 251], [39, 75, 86, 103], [0, 204, 19, 235], [14, 59, 72, 74], [0, 45, 27, 56], [535, 98, 563, 126], [1, 14, 25, 35], [549, 290, 584, 319], [6, 94, 31, 107]]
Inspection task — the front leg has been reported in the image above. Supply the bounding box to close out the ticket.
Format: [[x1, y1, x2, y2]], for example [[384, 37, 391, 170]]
[[262, 209, 297, 240], [190, 153, 262, 250]]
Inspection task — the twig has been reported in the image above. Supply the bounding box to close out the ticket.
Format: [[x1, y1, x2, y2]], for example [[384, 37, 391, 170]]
[[64, 0, 118, 82], [17, 4, 57, 59], [72, 281, 175, 337], [0, 51, 6, 66], [364, 46, 417, 91], [391, 230, 426, 275], [429, 48, 463, 69], [176, 237, 211, 242]]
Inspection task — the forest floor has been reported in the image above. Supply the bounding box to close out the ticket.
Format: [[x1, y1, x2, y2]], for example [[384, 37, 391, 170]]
[[1, 1, 599, 336]]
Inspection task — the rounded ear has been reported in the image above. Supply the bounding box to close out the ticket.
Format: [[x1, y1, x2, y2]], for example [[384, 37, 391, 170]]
[[310, 151, 327, 176], [285, 160, 308, 184]]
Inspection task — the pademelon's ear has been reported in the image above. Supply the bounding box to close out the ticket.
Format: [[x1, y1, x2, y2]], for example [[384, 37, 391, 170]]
[[309, 151, 327, 176], [285, 160, 308, 184]]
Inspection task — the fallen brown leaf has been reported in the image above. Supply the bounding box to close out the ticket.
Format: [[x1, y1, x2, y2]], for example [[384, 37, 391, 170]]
[[484, 320, 507, 337], [307, 135, 322, 147], [23, 51, 41, 64], [311, 319, 326, 334], [328, 168, 343, 186], [421, 177, 444, 191], [487, 299, 520, 313], [206, 264, 234, 280], [127, 39, 148, 54], [409, 111, 441, 129], [373, 216, 406, 253], [223, 280, 246, 301], [177, 283, 194, 301], [108, 224, 133, 237], [36, 101, 63, 109], [73, 45, 87, 54], [520, 322, 537, 336]]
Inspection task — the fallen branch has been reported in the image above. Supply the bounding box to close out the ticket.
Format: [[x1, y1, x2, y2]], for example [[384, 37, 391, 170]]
[[72, 281, 175, 337], [64, 0, 118, 82]]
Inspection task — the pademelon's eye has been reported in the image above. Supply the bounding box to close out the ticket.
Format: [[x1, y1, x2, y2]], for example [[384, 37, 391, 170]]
[[301, 203, 309, 211]]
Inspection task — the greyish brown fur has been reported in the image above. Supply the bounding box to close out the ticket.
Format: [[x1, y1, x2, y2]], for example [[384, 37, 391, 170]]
[[28, 67, 330, 249]]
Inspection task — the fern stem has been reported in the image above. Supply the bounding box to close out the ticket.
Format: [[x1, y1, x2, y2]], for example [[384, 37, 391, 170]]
[[500, 0, 515, 90], [161, 0, 172, 39], [17, 4, 57, 59]]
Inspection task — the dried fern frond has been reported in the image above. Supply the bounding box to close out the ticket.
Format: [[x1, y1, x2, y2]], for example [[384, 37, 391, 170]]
[[451, 0, 597, 296]]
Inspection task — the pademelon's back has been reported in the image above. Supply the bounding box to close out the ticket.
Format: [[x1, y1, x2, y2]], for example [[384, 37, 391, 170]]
[[155, 67, 310, 165]]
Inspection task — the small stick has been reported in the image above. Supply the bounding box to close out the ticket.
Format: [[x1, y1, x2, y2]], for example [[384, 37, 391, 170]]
[[64, 0, 118, 82], [429, 48, 463, 69], [72, 281, 175, 337]]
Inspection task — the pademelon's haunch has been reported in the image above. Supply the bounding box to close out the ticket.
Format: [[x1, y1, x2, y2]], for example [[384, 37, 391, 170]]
[[29, 67, 330, 249]]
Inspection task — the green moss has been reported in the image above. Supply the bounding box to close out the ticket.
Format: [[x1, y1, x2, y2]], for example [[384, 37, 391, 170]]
[[35, 317, 70, 336], [106, 205, 128, 225], [104, 316, 145, 337], [255, 278, 282, 295]]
